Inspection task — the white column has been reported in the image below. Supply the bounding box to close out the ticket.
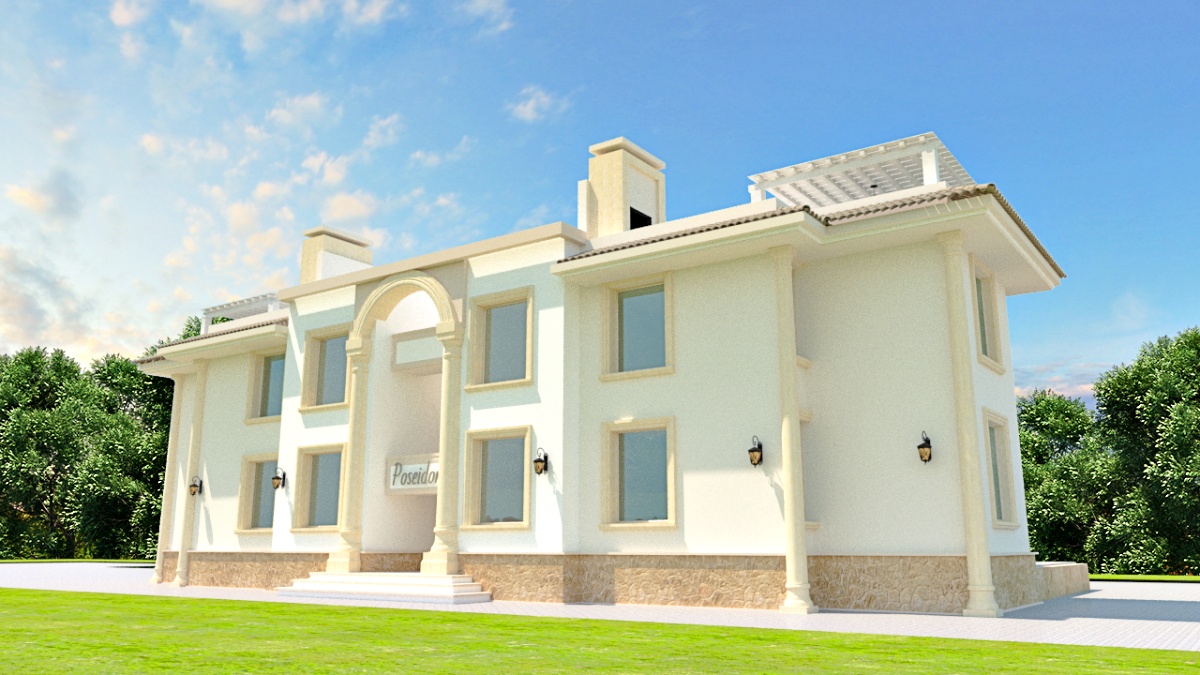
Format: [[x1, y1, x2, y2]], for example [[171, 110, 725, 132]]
[[151, 378, 185, 583], [173, 361, 208, 586], [421, 329, 464, 575], [770, 246, 817, 614], [937, 230, 1001, 617], [326, 339, 372, 574], [922, 150, 941, 185]]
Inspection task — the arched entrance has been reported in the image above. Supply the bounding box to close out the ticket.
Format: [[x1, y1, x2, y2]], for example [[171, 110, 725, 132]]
[[325, 271, 464, 576]]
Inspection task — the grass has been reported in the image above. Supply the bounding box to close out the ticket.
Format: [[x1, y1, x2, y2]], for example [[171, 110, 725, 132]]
[[1091, 574, 1200, 583], [0, 589, 1196, 674]]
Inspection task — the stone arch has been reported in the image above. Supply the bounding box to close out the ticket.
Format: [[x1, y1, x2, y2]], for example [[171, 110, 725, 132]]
[[351, 270, 460, 343]]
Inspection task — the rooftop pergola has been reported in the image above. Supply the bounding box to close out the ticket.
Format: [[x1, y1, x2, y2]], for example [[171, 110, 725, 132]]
[[748, 133, 974, 210]]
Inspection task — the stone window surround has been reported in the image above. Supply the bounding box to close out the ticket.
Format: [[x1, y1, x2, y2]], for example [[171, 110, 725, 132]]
[[600, 273, 675, 382], [236, 452, 279, 534], [982, 408, 1019, 530], [290, 443, 345, 532], [299, 323, 352, 412], [970, 256, 1004, 375], [461, 425, 533, 531], [464, 286, 535, 393], [244, 349, 286, 424], [600, 416, 677, 530]]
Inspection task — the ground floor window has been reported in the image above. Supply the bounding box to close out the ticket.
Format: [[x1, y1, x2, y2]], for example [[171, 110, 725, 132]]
[[602, 417, 675, 528], [463, 427, 531, 529], [238, 454, 278, 531], [294, 446, 343, 529], [983, 410, 1017, 527]]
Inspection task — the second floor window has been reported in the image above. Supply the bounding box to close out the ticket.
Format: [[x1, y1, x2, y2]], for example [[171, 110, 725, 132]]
[[258, 354, 285, 417], [484, 301, 528, 384], [316, 335, 348, 405], [618, 284, 666, 372]]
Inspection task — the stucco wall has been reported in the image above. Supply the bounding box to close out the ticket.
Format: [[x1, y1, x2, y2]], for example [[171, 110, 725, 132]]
[[796, 241, 967, 556], [459, 238, 570, 554]]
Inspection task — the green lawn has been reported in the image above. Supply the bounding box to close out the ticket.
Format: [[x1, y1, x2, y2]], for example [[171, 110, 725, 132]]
[[1091, 574, 1200, 583], [0, 559, 153, 564], [0, 589, 1196, 674]]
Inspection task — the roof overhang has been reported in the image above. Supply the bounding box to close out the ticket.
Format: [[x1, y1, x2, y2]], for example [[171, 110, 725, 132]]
[[147, 320, 289, 369]]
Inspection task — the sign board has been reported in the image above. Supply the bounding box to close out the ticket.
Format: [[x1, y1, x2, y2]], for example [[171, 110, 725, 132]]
[[386, 453, 439, 494]]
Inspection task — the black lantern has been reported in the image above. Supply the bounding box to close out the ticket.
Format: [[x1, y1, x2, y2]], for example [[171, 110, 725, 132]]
[[748, 436, 764, 467], [271, 468, 286, 490], [917, 432, 932, 463], [188, 476, 203, 496], [533, 448, 549, 476]]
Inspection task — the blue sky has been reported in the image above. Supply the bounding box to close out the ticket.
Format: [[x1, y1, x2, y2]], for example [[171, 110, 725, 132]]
[[1, 1, 1197, 401]]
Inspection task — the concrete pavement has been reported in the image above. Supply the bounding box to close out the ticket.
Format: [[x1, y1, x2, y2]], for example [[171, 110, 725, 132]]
[[1, 562, 1198, 652]]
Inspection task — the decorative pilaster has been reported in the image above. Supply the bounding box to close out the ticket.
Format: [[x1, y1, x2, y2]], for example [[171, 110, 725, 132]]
[[422, 327, 464, 575], [151, 379, 186, 583], [327, 338, 372, 574], [937, 230, 1001, 617], [173, 361, 208, 586], [769, 246, 817, 614]]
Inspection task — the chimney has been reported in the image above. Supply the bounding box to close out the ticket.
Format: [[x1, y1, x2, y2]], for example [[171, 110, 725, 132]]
[[577, 137, 666, 239], [299, 226, 373, 283]]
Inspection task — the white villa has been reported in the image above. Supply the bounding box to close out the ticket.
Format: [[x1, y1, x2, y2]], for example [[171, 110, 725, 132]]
[[138, 133, 1088, 615]]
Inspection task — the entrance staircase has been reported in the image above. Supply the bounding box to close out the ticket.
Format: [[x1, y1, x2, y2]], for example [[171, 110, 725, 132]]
[[277, 572, 492, 604]]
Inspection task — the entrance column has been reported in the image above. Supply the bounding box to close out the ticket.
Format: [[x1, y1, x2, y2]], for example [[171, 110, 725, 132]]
[[174, 361, 208, 586], [422, 324, 464, 575], [770, 246, 817, 614], [152, 378, 185, 583], [937, 230, 1001, 617], [327, 339, 372, 574]]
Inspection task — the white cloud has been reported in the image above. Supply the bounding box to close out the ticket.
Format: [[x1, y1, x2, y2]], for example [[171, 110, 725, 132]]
[[508, 85, 568, 123], [409, 135, 473, 167], [139, 133, 164, 154], [278, 0, 326, 23], [301, 150, 352, 185], [354, 225, 389, 249], [459, 0, 513, 34], [342, 0, 403, 25], [266, 92, 335, 134], [3, 170, 83, 226], [0, 247, 89, 357], [227, 201, 260, 234], [362, 113, 401, 149], [514, 204, 552, 230], [322, 190, 379, 222], [164, 251, 191, 268], [53, 127, 76, 144], [119, 33, 144, 59], [253, 181, 291, 201], [244, 124, 269, 141], [396, 232, 416, 251], [275, 205, 295, 222], [110, 0, 151, 27], [243, 226, 292, 266], [173, 286, 192, 301], [194, 0, 268, 16]]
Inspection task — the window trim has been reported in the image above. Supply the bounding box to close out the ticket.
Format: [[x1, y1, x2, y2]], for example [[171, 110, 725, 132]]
[[300, 323, 352, 413], [601, 274, 675, 382], [970, 257, 1005, 375], [461, 425, 533, 531], [465, 287, 535, 393], [982, 409, 1019, 530], [236, 452, 280, 534], [600, 416, 677, 530], [245, 349, 286, 424], [290, 444, 345, 532]]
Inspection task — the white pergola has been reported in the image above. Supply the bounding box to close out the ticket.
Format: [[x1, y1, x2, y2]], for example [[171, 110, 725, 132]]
[[748, 133, 974, 210]]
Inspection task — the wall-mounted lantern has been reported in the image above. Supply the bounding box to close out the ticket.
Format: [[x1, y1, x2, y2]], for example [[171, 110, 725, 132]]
[[748, 436, 764, 467], [533, 448, 549, 476], [917, 432, 932, 463], [271, 468, 286, 490], [188, 477, 203, 496]]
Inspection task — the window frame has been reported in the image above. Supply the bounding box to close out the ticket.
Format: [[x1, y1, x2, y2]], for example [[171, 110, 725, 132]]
[[291, 444, 345, 532], [465, 287, 535, 392], [982, 409, 1019, 529], [245, 350, 286, 424], [300, 323, 352, 412], [970, 258, 1004, 374], [600, 416, 676, 530], [461, 425, 532, 531], [236, 452, 280, 534], [601, 274, 674, 382]]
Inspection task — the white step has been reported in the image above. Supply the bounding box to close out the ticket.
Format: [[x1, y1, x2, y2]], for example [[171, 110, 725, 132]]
[[277, 572, 493, 605]]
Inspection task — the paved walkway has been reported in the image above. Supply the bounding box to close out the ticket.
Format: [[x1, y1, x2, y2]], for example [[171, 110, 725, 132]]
[[2, 562, 1199, 652]]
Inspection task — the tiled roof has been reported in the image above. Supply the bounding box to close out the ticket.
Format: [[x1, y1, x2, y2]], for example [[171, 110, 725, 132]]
[[133, 355, 165, 365], [151, 317, 289, 352], [560, 204, 822, 262], [559, 184, 1064, 279]]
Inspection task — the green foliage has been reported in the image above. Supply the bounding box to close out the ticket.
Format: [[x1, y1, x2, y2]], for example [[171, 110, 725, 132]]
[[1021, 327, 1200, 575], [0, 340, 178, 559]]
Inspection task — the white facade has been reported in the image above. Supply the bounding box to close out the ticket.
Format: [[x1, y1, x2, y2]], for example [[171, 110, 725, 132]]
[[141, 134, 1081, 614]]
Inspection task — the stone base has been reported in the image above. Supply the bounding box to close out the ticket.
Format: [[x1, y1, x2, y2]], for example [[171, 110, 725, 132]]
[[155, 550, 1089, 612], [154, 552, 329, 589]]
